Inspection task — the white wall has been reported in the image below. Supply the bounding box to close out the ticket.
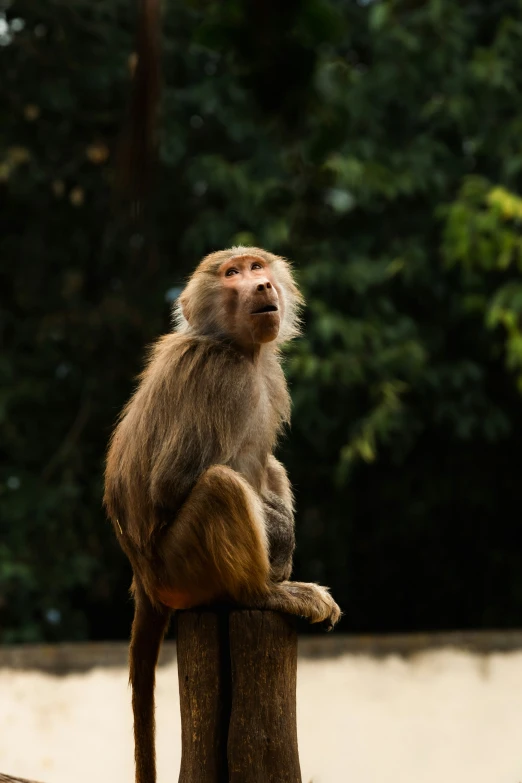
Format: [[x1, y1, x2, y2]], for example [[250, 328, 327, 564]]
[[1, 648, 522, 783]]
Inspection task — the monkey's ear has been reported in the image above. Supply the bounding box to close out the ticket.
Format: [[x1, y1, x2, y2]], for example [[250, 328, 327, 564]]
[[172, 289, 191, 332], [179, 292, 191, 324]]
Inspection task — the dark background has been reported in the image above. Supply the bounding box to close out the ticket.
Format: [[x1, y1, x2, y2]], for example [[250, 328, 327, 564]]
[[2, 0, 522, 642]]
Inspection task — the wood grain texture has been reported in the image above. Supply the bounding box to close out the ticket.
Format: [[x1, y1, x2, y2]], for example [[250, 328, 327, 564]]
[[176, 609, 301, 782], [177, 610, 230, 783], [228, 611, 301, 783]]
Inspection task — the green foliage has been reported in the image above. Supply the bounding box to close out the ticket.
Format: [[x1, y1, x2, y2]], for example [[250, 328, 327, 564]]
[[2, 0, 522, 639], [442, 177, 522, 388]]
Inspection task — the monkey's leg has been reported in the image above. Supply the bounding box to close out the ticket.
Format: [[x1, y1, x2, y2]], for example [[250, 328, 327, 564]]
[[155, 464, 271, 607], [257, 580, 341, 630], [129, 582, 171, 783], [155, 465, 340, 628]]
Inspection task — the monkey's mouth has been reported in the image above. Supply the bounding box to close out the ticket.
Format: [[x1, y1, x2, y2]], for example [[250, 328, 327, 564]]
[[251, 304, 278, 314]]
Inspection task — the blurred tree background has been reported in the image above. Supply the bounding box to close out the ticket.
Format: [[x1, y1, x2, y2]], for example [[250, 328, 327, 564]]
[[2, 0, 522, 642]]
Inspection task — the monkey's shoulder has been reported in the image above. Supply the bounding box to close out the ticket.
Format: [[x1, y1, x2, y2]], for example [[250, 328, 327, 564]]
[[152, 332, 254, 371], [142, 332, 260, 399]]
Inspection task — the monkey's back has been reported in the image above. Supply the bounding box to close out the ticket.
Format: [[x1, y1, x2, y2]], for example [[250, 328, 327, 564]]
[[104, 333, 289, 552]]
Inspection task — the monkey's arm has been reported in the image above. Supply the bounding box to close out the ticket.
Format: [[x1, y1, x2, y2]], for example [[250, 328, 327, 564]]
[[147, 336, 255, 512], [265, 454, 294, 512], [263, 455, 295, 581]]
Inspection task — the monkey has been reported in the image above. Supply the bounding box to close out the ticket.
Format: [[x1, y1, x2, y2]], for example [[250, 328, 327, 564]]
[[108, 4, 340, 782], [104, 246, 341, 783]]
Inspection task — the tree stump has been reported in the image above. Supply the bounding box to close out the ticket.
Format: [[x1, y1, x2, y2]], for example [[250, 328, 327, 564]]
[[177, 609, 302, 783]]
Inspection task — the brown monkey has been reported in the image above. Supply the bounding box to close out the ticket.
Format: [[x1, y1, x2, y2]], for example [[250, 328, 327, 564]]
[[104, 246, 341, 783]]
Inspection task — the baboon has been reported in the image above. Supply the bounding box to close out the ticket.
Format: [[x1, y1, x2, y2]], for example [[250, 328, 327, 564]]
[[104, 247, 341, 783], [108, 3, 340, 782]]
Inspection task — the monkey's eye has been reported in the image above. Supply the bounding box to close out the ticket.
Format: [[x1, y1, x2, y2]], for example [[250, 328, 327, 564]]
[[251, 262, 263, 270], [225, 268, 239, 277]]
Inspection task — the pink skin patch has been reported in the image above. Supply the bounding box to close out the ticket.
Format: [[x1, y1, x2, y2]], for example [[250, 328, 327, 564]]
[[156, 587, 199, 610]]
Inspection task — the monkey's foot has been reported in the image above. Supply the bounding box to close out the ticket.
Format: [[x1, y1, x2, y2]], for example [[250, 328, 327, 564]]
[[262, 581, 341, 630]]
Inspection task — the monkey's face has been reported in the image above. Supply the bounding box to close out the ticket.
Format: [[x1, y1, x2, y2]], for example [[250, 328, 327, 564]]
[[219, 255, 283, 347]]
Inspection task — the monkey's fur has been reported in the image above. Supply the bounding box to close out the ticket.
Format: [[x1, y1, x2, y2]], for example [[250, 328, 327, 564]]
[[104, 247, 340, 783]]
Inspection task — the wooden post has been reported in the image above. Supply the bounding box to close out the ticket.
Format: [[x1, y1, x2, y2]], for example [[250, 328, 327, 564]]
[[177, 611, 230, 782], [177, 609, 302, 783]]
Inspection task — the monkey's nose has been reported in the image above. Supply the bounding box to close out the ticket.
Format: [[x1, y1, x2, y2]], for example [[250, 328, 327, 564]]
[[256, 281, 272, 291]]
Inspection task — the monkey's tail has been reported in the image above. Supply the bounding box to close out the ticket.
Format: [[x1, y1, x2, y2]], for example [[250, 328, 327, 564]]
[[129, 584, 171, 783]]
